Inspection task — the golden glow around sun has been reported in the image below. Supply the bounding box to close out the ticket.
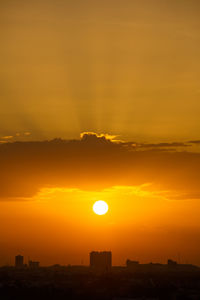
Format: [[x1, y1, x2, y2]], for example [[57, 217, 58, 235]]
[[93, 200, 109, 215]]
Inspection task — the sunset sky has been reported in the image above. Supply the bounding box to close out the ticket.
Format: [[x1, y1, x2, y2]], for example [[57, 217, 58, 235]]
[[0, 0, 200, 266]]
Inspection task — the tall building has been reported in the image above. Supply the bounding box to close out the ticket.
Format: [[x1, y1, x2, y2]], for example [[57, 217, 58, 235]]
[[90, 251, 112, 272], [15, 255, 24, 268]]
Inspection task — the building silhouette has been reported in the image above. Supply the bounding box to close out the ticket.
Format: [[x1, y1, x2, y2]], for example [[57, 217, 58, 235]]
[[168, 259, 177, 266], [15, 255, 24, 268], [126, 259, 139, 267], [29, 260, 40, 269], [90, 251, 112, 272]]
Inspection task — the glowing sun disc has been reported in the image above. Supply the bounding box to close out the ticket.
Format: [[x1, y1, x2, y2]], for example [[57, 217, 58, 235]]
[[93, 200, 109, 215]]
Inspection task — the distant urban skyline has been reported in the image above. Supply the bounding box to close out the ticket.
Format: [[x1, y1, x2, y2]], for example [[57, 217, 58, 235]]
[[5, 251, 198, 269]]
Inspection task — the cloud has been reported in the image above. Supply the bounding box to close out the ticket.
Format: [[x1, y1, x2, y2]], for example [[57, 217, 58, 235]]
[[2, 136, 13, 140], [0, 132, 200, 199], [24, 132, 31, 136], [80, 132, 118, 143], [138, 142, 191, 148], [117, 141, 192, 152], [188, 140, 200, 144], [0, 132, 32, 143]]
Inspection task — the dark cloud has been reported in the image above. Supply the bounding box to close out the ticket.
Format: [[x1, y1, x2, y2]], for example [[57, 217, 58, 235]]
[[166, 192, 200, 201], [188, 140, 200, 144], [0, 133, 200, 199], [121, 141, 191, 151], [138, 142, 190, 148]]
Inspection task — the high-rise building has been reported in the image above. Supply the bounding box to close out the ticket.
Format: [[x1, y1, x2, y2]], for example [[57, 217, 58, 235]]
[[15, 255, 24, 268], [90, 251, 112, 272]]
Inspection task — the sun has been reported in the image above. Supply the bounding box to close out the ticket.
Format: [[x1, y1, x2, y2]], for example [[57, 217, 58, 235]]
[[93, 200, 109, 215]]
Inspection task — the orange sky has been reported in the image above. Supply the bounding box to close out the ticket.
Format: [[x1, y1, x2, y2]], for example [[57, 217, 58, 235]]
[[1, 0, 200, 141], [1, 184, 200, 266], [0, 133, 200, 266], [0, 0, 200, 266]]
